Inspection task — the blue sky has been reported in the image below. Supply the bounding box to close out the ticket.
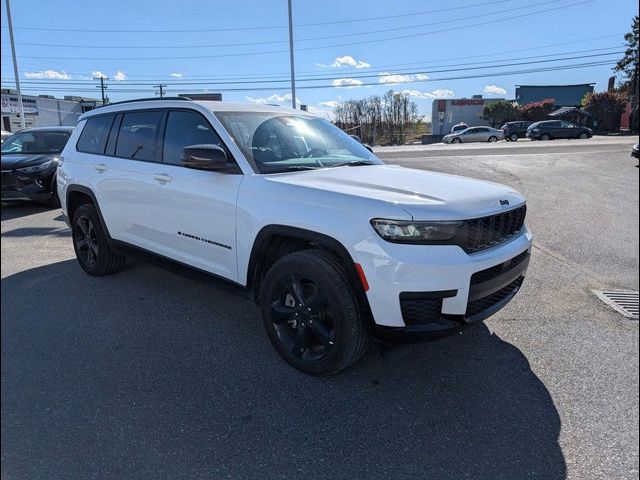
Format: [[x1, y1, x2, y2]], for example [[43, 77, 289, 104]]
[[1, 0, 638, 118]]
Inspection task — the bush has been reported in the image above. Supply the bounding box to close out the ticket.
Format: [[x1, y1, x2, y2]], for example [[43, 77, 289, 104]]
[[482, 101, 520, 127], [582, 91, 627, 132], [520, 99, 556, 121]]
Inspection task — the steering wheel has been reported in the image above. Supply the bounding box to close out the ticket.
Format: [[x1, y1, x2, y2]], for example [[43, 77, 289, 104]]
[[304, 148, 329, 158]]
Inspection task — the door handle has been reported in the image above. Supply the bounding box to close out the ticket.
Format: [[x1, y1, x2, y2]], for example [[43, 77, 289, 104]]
[[153, 173, 173, 184], [94, 163, 108, 172]]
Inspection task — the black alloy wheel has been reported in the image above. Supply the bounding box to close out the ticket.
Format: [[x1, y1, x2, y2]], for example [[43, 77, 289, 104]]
[[75, 214, 99, 268], [488, 136, 498, 142], [268, 273, 337, 362], [71, 204, 125, 276], [452, 138, 462, 144], [260, 249, 371, 375]]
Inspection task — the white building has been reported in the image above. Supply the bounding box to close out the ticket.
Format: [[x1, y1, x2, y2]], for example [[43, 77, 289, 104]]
[[1, 89, 102, 132]]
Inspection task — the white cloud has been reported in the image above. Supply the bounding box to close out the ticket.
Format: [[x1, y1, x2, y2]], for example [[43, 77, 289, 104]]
[[378, 72, 430, 85], [331, 78, 364, 88], [113, 71, 126, 81], [325, 55, 370, 69], [307, 106, 335, 121], [245, 93, 301, 105], [484, 85, 507, 96], [402, 88, 455, 99], [24, 70, 70, 80], [91, 71, 108, 79], [318, 100, 339, 108], [170, 72, 183, 78]]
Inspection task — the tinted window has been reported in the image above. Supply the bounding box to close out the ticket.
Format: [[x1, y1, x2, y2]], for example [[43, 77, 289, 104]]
[[477, 127, 490, 132], [115, 110, 163, 161], [1, 130, 71, 154], [163, 110, 223, 165], [77, 115, 114, 154], [560, 121, 575, 128]]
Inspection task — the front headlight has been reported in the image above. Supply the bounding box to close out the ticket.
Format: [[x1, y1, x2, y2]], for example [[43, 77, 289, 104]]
[[370, 219, 463, 244], [16, 160, 53, 173]]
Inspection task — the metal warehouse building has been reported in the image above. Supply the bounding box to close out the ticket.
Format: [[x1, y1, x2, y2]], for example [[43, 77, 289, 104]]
[[515, 84, 595, 107], [431, 95, 507, 135], [1, 89, 102, 132]]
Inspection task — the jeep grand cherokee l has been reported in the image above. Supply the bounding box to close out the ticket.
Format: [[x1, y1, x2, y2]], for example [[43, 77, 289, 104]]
[[58, 98, 532, 375]]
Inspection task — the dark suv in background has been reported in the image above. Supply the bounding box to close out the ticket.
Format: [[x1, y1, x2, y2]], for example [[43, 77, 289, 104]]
[[526, 120, 592, 140], [1, 127, 73, 205], [501, 121, 533, 141]]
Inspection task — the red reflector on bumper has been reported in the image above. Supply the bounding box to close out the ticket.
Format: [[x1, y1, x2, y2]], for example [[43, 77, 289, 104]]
[[355, 263, 369, 292]]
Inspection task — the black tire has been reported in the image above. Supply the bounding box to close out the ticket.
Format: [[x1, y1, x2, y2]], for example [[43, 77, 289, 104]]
[[578, 132, 588, 139], [488, 136, 498, 143], [452, 138, 462, 144], [510, 133, 519, 141], [540, 134, 551, 141], [260, 249, 372, 375], [71, 204, 125, 276]]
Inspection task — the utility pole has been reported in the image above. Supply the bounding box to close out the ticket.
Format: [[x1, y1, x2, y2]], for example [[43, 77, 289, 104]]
[[5, 0, 25, 128], [94, 75, 108, 104], [287, 0, 296, 109], [154, 84, 166, 98]]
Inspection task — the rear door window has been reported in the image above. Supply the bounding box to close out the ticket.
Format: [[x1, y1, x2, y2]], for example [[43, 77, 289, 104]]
[[77, 114, 115, 154], [115, 110, 163, 161], [162, 110, 224, 165]]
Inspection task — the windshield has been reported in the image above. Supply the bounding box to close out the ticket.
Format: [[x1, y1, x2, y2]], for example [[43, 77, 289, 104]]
[[1, 131, 71, 154], [215, 112, 382, 173]]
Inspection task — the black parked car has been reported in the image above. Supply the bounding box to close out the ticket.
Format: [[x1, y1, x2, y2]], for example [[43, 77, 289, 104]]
[[526, 120, 592, 140], [1, 127, 73, 205], [501, 121, 533, 141]]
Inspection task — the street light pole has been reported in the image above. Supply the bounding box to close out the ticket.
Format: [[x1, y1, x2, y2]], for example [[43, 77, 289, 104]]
[[287, 0, 296, 109], [5, 0, 25, 128]]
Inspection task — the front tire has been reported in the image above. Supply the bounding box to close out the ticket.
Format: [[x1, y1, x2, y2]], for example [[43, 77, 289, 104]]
[[71, 204, 125, 276], [452, 138, 462, 144], [260, 249, 371, 375], [488, 136, 498, 143], [540, 134, 551, 141], [510, 133, 519, 141], [578, 132, 588, 139]]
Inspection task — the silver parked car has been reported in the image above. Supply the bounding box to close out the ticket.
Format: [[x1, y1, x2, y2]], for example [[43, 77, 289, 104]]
[[443, 126, 505, 144]]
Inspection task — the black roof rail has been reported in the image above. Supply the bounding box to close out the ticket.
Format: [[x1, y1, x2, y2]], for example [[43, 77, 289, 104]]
[[93, 96, 193, 109]]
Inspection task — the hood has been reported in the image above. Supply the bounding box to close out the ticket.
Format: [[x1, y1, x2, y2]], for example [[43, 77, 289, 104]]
[[266, 164, 525, 220], [0, 153, 58, 170]]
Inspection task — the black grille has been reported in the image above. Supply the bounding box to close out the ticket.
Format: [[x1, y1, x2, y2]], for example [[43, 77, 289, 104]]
[[463, 206, 526, 253], [400, 297, 443, 325], [1, 172, 13, 188], [470, 250, 530, 285], [466, 277, 524, 317]]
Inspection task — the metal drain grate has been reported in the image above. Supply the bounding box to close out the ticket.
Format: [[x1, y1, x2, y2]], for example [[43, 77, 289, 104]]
[[593, 290, 639, 319]]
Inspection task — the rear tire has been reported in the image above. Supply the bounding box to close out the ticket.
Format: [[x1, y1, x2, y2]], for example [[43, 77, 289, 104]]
[[260, 249, 372, 375], [488, 136, 498, 143], [510, 133, 519, 141], [71, 204, 125, 276]]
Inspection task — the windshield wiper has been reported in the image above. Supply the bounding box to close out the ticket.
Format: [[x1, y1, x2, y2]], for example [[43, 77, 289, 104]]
[[268, 165, 320, 173], [329, 160, 376, 168]]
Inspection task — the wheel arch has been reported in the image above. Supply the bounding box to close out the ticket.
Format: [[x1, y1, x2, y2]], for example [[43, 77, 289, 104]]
[[66, 185, 114, 242], [247, 225, 373, 320]]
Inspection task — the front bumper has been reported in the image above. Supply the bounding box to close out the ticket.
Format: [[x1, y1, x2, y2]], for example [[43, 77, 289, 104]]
[[1, 168, 55, 202], [351, 227, 533, 332]]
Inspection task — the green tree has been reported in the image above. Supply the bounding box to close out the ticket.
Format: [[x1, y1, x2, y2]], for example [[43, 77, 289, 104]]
[[614, 15, 639, 93], [614, 15, 639, 131], [582, 91, 627, 132], [482, 100, 520, 127], [520, 99, 556, 121]]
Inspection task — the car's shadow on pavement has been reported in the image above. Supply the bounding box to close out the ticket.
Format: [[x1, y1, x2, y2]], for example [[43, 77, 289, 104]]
[[1, 202, 58, 221], [1, 259, 566, 480]]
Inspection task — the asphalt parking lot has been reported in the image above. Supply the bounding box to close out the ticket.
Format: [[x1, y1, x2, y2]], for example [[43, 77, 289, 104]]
[[2, 137, 638, 479]]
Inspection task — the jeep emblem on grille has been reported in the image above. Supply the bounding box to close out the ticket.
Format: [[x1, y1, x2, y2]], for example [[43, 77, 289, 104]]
[[500, 199, 510, 206]]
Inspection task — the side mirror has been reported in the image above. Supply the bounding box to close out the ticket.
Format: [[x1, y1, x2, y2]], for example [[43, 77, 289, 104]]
[[181, 144, 238, 173]]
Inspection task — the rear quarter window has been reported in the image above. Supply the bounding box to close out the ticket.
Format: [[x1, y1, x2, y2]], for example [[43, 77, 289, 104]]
[[76, 114, 115, 154]]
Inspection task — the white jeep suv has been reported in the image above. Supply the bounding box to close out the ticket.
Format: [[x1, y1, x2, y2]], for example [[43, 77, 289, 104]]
[[58, 98, 532, 375]]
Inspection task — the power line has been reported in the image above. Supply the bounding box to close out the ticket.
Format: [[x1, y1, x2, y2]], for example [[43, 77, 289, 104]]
[[154, 84, 166, 97], [0, 0, 511, 33], [0, 0, 554, 50], [1, 60, 616, 94], [0, 1, 591, 61], [1, 50, 623, 87]]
